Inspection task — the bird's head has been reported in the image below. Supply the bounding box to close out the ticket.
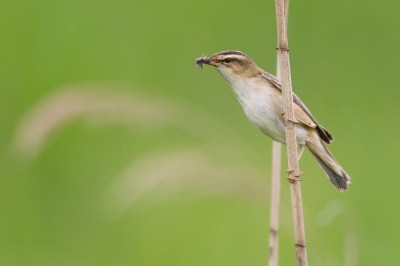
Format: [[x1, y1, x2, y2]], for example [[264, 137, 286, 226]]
[[196, 50, 262, 83]]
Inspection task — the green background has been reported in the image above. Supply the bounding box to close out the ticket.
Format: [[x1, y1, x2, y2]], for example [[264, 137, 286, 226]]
[[1, 0, 399, 265]]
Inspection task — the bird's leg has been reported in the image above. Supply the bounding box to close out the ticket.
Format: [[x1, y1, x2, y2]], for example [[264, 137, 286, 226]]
[[293, 145, 306, 180], [298, 145, 305, 161], [284, 145, 307, 183]]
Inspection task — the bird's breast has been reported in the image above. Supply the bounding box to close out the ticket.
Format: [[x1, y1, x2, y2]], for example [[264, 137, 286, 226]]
[[229, 80, 287, 143]]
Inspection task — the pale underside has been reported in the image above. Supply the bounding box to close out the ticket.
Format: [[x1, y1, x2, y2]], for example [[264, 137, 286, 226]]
[[224, 71, 323, 146]]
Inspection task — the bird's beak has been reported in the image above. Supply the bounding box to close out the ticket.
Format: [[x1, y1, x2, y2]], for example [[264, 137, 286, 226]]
[[208, 60, 220, 67]]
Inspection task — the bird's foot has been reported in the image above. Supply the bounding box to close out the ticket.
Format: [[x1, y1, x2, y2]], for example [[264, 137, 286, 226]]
[[286, 169, 304, 182], [296, 171, 304, 177]]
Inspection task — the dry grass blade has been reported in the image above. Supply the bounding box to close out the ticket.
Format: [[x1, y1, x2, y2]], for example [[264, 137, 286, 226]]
[[12, 83, 174, 160], [101, 148, 268, 219]]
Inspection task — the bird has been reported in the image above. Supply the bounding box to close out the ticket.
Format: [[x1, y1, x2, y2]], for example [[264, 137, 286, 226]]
[[196, 50, 351, 190]]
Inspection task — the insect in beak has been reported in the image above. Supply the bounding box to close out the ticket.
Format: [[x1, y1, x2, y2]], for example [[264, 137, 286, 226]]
[[195, 56, 210, 69]]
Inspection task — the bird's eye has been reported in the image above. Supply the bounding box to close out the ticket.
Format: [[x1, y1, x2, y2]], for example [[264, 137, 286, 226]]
[[223, 58, 232, 63]]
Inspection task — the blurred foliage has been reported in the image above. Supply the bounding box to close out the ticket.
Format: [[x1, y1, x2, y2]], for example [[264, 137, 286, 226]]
[[1, 0, 400, 265]]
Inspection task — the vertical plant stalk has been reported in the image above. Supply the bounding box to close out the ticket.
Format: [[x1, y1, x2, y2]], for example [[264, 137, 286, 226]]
[[268, 141, 281, 266], [275, 0, 309, 265], [268, 2, 289, 266]]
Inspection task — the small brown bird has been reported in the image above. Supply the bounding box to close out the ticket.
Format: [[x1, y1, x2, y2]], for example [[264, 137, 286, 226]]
[[196, 50, 351, 190]]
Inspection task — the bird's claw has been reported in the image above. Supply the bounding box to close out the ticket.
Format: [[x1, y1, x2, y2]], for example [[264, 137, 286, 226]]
[[286, 169, 304, 182]]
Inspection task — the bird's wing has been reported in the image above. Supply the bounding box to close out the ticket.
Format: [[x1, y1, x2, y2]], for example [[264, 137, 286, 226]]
[[261, 72, 334, 144]]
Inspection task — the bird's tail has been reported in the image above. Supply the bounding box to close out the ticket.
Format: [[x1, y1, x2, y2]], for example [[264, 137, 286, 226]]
[[306, 137, 351, 190]]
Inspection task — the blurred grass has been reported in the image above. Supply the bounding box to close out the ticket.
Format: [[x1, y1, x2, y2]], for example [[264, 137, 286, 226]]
[[1, 0, 400, 265]]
